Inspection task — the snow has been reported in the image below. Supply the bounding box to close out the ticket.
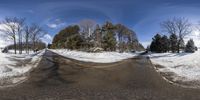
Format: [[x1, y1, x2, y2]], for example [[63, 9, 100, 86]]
[[149, 50, 200, 82], [50, 49, 139, 63], [0, 50, 45, 85], [8, 50, 34, 54]]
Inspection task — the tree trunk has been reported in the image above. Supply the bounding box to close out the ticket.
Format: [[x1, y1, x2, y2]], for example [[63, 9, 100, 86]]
[[33, 40, 36, 51], [20, 34, 22, 54], [14, 37, 16, 54], [26, 38, 28, 54], [18, 33, 22, 54], [18, 33, 20, 54], [177, 39, 180, 53]]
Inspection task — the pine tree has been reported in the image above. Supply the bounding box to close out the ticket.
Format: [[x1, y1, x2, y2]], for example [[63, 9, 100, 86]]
[[102, 31, 116, 51], [169, 34, 178, 53], [150, 40, 156, 52], [102, 21, 117, 51], [51, 22, 144, 51], [185, 39, 195, 53], [65, 34, 83, 50], [150, 34, 162, 53], [51, 25, 83, 49], [161, 35, 169, 52], [179, 36, 185, 51]]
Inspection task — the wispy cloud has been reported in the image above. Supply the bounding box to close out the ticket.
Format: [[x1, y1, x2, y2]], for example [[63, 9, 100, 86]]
[[47, 23, 58, 28], [46, 18, 66, 29], [26, 10, 34, 13]]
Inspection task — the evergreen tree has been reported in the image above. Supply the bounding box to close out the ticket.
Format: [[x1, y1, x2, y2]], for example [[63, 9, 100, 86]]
[[102, 21, 117, 51], [150, 34, 162, 53], [150, 40, 156, 52], [179, 36, 185, 51], [185, 39, 195, 53], [169, 34, 178, 53], [65, 34, 83, 49], [52, 34, 60, 48], [161, 35, 170, 52], [51, 22, 144, 51], [51, 25, 83, 49]]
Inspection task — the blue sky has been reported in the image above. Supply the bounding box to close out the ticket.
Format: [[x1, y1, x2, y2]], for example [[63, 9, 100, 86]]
[[1, 0, 200, 47]]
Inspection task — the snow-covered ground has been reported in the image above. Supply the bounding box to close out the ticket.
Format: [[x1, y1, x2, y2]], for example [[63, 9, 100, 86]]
[[8, 50, 34, 54], [0, 50, 45, 86], [50, 49, 139, 63], [149, 50, 200, 84]]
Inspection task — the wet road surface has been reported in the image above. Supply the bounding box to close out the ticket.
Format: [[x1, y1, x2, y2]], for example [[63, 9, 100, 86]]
[[0, 50, 200, 100]]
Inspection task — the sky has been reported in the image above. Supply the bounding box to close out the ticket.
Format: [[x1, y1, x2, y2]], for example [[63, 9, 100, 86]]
[[0, 0, 200, 47]]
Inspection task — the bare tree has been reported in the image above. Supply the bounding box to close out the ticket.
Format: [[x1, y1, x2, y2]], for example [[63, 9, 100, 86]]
[[16, 18, 25, 54], [115, 24, 138, 52], [0, 17, 25, 54], [115, 24, 128, 52], [93, 24, 102, 47], [29, 24, 46, 51], [24, 25, 34, 54], [160, 17, 192, 53], [24, 26, 29, 53], [79, 19, 96, 38]]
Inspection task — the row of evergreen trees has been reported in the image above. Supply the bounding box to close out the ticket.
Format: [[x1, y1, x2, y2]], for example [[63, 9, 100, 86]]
[[51, 21, 144, 52], [149, 33, 197, 53]]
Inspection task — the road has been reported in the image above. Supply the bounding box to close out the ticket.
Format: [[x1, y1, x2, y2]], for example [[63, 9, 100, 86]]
[[0, 50, 200, 100]]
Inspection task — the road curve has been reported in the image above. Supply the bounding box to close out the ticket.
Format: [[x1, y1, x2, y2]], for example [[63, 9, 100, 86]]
[[0, 50, 199, 100]]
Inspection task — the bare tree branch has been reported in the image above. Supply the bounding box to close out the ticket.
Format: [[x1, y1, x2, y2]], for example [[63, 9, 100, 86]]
[[0, 17, 25, 54], [79, 19, 96, 38], [160, 17, 192, 53]]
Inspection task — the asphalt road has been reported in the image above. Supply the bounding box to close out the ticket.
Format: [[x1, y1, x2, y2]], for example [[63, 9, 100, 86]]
[[0, 50, 200, 100]]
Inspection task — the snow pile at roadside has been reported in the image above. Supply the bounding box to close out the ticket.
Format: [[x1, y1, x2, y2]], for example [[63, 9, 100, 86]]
[[8, 50, 34, 54], [149, 50, 200, 82], [50, 49, 138, 63], [0, 50, 45, 85]]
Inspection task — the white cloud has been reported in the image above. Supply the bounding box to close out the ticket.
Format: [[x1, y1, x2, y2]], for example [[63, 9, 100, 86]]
[[47, 23, 58, 28], [40, 34, 53, 45], [0, 24, 13, 48], [185, 34, 200, 48], [46, 18, 66, 29]]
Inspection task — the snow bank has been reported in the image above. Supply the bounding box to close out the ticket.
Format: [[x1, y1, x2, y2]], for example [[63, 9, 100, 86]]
[[149, 50, 200, 82], [0, 50, 45, 85], [8, 50, 34, 54], [50, 49, 139, 63]]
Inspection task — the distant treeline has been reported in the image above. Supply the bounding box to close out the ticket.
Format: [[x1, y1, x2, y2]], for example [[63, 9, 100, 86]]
[[51, 20, 144, 52], [7, 41, 46, 52]]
